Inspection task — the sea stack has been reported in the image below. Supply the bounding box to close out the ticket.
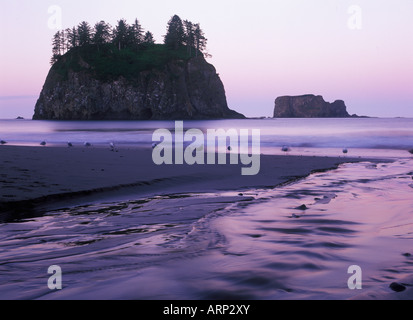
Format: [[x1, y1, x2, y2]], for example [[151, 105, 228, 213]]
[[33, 47, 244, 121], [273, 95, 352, 118]]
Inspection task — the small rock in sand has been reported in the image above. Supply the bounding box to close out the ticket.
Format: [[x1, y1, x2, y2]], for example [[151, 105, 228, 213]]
[[296, 204, 309, 211], [389, 282, 406, 293]]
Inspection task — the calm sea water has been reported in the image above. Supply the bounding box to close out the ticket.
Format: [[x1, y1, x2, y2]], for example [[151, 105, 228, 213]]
[[1, 118, 412, 157], [0, 118, 413, 300]]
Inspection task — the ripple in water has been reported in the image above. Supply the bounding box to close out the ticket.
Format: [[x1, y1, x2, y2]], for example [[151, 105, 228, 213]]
[[1, 159, 413, 300]]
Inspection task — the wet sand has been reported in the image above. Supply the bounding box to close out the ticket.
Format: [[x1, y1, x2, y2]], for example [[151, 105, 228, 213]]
[[4, 145, 412, 301], [0, 145, 367, 212]]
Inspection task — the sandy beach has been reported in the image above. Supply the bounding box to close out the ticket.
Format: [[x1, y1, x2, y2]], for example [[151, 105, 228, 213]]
[[0, 145, 363, 214], [2, 144, 413, 300]]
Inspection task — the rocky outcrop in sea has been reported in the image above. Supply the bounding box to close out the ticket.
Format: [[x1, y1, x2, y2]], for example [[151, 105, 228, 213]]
[[33, 49, 244, 120], [273, 95, 354, 118]]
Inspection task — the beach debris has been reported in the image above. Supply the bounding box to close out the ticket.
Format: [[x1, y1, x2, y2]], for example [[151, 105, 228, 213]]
[[84, 142, 92, 147], [40, 141, 47, 146], [295, 204, 309, 211], [67, 142, 73, 147], [389, 282, 406, 293], [110, 142, 116, 151], [291, 213, 301, 219], [0, 140, 7, 145]]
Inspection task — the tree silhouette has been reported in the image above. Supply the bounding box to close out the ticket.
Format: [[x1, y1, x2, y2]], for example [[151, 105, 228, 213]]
[[113, 19, 129, 50], [128, 19, 144, 50], [60, 30, 67, 54], [67, 27, 78, 50], [93, 21, 111, 51], [77, 21, 92, 46], [51, 31, 62, 64], [49, 16, 210, 64], [143, 31, 155, 45], [164, 15, 185, 50], [184, 20, 195, 57], [194, 23, 207, 57]]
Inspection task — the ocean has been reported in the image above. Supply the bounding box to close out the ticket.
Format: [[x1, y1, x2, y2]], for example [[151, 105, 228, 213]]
[[0, 118, 412, 299], [1, 118, 412, 157]]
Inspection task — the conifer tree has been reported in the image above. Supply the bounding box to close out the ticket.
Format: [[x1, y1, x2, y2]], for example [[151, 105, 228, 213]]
[[194, 23, 207, 57], [67, 27, 78, 50], [143, 31, 155, 45], [77, 21, 92, 46], [60, 30, 67, 54], [51, 31, 62, 64], [93, 21, 111, 50], [164, 15, 185, 50], [184, 20, 195, 57], [128, 18, 144, 49], [113, 19, 129, 50]]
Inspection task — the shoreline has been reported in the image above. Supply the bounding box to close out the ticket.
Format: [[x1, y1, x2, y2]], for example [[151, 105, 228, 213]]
[[2, 145, 411, 300], [0, 145, 387, 219]]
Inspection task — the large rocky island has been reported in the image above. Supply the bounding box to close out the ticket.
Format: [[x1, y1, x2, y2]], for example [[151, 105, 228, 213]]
[[273, 95, 354, 118], [33, 16, 244, 120], [33, 46, 244, 120]]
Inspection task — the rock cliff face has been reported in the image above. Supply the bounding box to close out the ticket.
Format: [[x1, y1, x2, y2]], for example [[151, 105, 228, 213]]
[[273, 95, 351, 118], [33, 53, 244, 120]]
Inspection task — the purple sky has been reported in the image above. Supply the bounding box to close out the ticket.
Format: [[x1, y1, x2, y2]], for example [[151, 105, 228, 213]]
[[0, 0, 412, 119]]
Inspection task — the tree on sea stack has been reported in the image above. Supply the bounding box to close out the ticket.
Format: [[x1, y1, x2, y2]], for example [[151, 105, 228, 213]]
[[77, 21, 92, 46], [93, 21, 112, 51], [183, 20, 195, 56], [143, 31, 155, 45], [193, 23, 207, 57], [164, 15, 186, 50], [51, 31, 62, 64], [66, 26, 78, 50], [113, 19, 129, 50], [128, 19, 144, 50]]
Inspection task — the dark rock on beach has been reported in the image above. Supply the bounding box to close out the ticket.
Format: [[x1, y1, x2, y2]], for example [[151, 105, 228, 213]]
[[296, 204, 309, 211], [389, 282, 406, 293]]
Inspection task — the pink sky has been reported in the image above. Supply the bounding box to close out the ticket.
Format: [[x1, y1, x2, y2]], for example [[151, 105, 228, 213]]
[[1, 0, 412, 119]]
